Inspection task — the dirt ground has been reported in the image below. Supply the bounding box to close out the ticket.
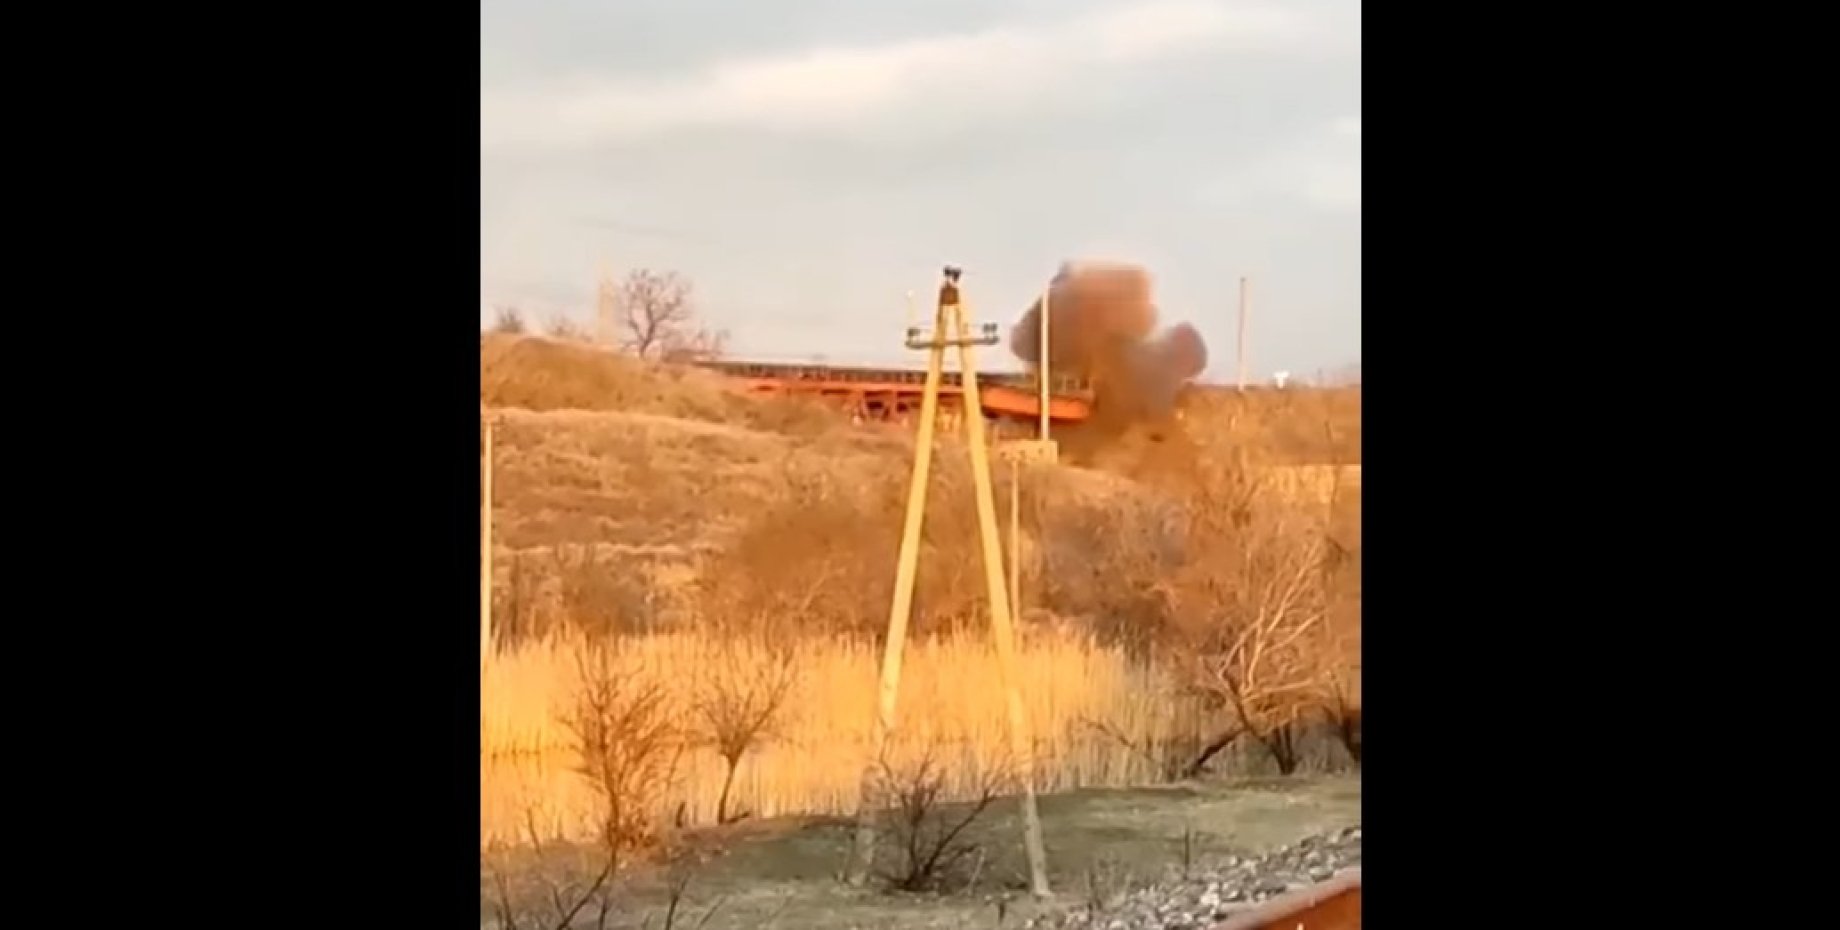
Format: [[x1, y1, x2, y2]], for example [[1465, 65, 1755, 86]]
[[482, 774, 1361, 929]]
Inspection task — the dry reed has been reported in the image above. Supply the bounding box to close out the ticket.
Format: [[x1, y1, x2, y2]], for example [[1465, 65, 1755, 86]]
[[481, 628, 1217, 847]]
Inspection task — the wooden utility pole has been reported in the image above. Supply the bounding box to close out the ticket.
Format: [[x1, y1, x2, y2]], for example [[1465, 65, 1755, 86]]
[[846, 268, 1052, 898], [1008, 458, 1021, 620], [1236, 275, 1250, 391], [952, 302, 1052, 901], [481, 409, 494, 666], [1038, 283, 1052, 441], [846, 284, 948, 889]]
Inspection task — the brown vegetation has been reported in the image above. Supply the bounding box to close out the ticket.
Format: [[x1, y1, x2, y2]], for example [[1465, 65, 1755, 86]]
[[493, 305, 529, 334], [691, 646, 797, 825], [479, 321, 1360, 859], [1164, 463, 1338, 774], [482, 332, 837, 436], [567, 643, 687, 863], [871, 746, 1014, 893]]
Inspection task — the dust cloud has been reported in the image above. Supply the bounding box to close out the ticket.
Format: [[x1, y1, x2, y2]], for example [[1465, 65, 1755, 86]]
[[1009, 261, 1208, 444]]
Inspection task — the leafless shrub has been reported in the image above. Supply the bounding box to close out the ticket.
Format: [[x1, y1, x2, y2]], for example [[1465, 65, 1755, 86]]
[[1315, 637, 1361, 766], [1038, 491, 1187, 655], [565, 643, 686, 865], [548, 545, 661, 637], [873, 747, 1013, 893], [483, 810, 617, 930], [547, 313, 592, 343], [496, 550, 545, 642], [691, 645, 797, 824], [651, 862, 727, 930], [1328, 698, 1360, 765], [1076, 715, 1191, 782], [705, 462, 991, 640], [484, 815, 731, 930], [494, 305, 529, 334], [1317, 466, 1362, 767], [696, 476, 899, 640], [1081, 854, 1143, 917]]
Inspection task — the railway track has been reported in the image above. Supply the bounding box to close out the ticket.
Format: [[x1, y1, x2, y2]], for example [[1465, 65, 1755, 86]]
[[1213, 869, 1360, 930]]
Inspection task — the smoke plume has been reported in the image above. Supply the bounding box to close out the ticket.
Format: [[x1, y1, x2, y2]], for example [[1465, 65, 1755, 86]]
[[1010, 261, 1208, 441]]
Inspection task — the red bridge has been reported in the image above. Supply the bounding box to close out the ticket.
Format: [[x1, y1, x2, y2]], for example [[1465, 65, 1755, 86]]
[[695, 360, 1095, 425]]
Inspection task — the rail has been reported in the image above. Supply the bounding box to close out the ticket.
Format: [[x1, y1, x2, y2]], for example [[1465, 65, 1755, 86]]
[[1211, 868, 1360, 930]]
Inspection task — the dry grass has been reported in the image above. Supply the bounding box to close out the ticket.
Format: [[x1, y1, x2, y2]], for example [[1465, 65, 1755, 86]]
[[1025, 384, 1358, 485], [482, 332, 839, 436], [477, 334, 1362, 858], [481, 629, 1238, 848], [482, 776, 1362, 930], [486, 406, 907, 552], [1179, 386, 1361, 465], [484, 402, 1190, 641]]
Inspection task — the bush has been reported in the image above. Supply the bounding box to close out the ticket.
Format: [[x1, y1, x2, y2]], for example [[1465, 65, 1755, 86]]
[[565, 642, 685, 863], [872, 747, 1012, 894]]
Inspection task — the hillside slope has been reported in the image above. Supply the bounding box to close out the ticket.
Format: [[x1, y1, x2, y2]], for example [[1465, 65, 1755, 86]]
[[481, 334, 1357, 641]]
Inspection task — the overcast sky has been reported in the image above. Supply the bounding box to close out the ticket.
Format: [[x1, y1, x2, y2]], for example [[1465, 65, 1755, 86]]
[[481, 0, 1360, 381]]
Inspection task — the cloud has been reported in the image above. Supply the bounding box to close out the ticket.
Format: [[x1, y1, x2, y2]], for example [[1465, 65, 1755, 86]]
[[1198, 114, 1360, 212], [1298, 162, 1360, 211], [1306, 115, 1361, 209], [482, 2, 1320, 147]]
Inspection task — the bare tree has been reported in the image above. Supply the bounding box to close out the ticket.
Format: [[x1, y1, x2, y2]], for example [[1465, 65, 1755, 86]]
[[1162, 462, 1334, 776], [691, 645, 797, 824], [612, 269, 726, 361]]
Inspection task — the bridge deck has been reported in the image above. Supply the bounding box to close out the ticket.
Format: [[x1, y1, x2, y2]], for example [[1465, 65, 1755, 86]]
[[695, 360, 1091, 396], [697, 359, 1095, 421]]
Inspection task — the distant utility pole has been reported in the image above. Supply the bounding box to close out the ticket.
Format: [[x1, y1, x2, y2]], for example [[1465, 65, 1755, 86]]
[[481, 408, 494, 667], [1236, 275, 1250, 391], [1038, 283, 1052, 442]]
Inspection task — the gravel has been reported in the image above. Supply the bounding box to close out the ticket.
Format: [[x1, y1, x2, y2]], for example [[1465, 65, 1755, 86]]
[[1022, 825, 1360, 930]]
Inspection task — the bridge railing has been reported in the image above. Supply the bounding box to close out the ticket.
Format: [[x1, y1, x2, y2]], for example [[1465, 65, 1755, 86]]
[[696, 360, 1090, 397]]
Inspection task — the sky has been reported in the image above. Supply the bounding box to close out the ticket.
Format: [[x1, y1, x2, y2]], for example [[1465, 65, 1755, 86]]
[[481, 0, 1360, 381]]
